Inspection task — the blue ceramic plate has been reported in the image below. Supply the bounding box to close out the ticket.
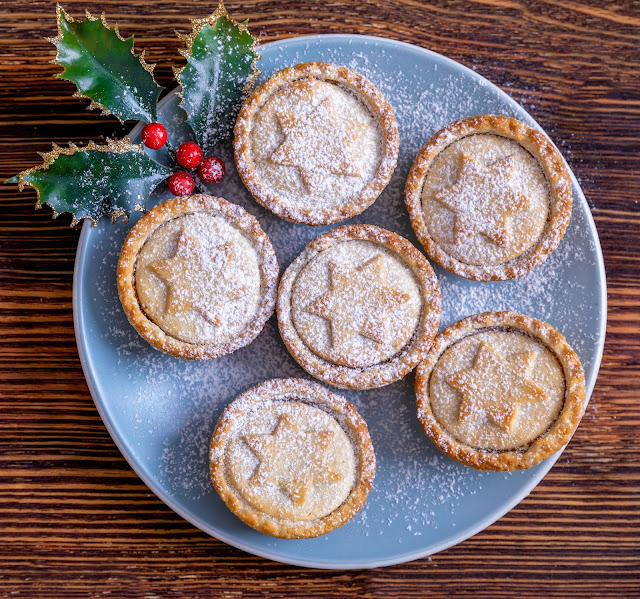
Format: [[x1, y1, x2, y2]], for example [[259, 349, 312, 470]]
[[73, 35, 606, 569]]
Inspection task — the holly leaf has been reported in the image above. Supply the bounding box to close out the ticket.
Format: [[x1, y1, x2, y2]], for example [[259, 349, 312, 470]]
[[6, 140, 171, 226], [175, 2, 260, 153], [50, 5, 164, 123]]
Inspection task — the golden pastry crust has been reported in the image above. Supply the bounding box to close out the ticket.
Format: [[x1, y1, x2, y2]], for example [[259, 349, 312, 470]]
[[117, 194, 278, 360], [209, 378, 376, 539], [415, 311, 586, 471], [234, 61, 400, 225], [405, 115, 573, 281], [278, 225, 441, 390]]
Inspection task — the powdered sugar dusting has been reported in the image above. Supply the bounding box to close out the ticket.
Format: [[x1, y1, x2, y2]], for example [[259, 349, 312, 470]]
[[423, 136, 549, 265], [225, 401, 356, 521], [251, 79, 382, 207], [430, 332, 565, 451], [135, 212, 261, 344], [292, 240, 422, 368], [76, 37, 604, 563]]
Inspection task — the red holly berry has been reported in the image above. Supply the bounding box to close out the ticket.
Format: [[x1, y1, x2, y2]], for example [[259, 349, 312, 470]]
[[198, 156, 226, 184], [168, 171, 194, 196], [141, 122, 167, 150], [176, 142, 203, 169]]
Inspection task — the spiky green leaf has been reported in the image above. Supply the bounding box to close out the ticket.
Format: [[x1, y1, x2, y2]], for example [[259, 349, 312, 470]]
[[51, 6, 163, 123], [176, 6, 259, 152], [7, 140, 171, 226]]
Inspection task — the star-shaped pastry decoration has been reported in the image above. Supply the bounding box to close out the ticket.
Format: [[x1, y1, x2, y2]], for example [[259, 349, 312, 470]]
[[433, 153, 530, 246], [270, 85, 366, 192], [305, 254, 411, 348], [243, 414, 342, 506], [447, 342, 548, 432], [150, 229, 248, 325]]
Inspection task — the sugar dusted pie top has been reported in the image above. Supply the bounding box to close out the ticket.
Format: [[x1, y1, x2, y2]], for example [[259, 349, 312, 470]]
[[405, 115, 573, 281], [252, 79, 383, 207], [226, 400, 356, 522], [209, 378, 376, 538], [136, 212, 261, 345], [235, 62, 400, 225], [421, 134, 550, 266], [292, 240, 422, 369], [278, 225, 441, 390], [117, 195, 278, 360], [415, 311, 586, 471], [429, 330, 565, 451]]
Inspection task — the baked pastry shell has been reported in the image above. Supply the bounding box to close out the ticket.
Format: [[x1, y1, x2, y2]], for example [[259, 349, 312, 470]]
[[405, 114, 573, 281], [209, 377, 376, 539], [234, 61, 400, 225], [278, 224, 441, 390], [415, 311, 586, 471], [117, 194, 279, 360]]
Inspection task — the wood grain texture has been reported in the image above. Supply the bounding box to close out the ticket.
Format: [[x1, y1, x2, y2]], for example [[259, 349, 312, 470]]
[[1, 0, 639, 597]]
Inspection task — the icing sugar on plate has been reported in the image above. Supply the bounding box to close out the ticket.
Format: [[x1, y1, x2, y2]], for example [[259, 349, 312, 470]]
[[74, 35, 605, 569]]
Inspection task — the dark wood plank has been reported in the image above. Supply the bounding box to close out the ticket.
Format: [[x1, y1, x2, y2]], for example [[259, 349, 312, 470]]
[[0, 0, 639, 597]]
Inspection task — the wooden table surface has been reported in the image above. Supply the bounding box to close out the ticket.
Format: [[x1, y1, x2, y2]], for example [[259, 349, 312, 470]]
[[1, 0, 639, 597]]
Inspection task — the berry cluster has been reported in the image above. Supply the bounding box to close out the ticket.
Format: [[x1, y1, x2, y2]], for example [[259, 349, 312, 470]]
[[141, 123, 226, 196]]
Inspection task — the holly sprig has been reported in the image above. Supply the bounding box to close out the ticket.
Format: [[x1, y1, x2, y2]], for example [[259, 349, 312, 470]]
[[6, 2, 260, 226]]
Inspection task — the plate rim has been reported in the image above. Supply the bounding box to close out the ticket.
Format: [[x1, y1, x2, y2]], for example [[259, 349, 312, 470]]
[[73, 32, 607, 570]]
